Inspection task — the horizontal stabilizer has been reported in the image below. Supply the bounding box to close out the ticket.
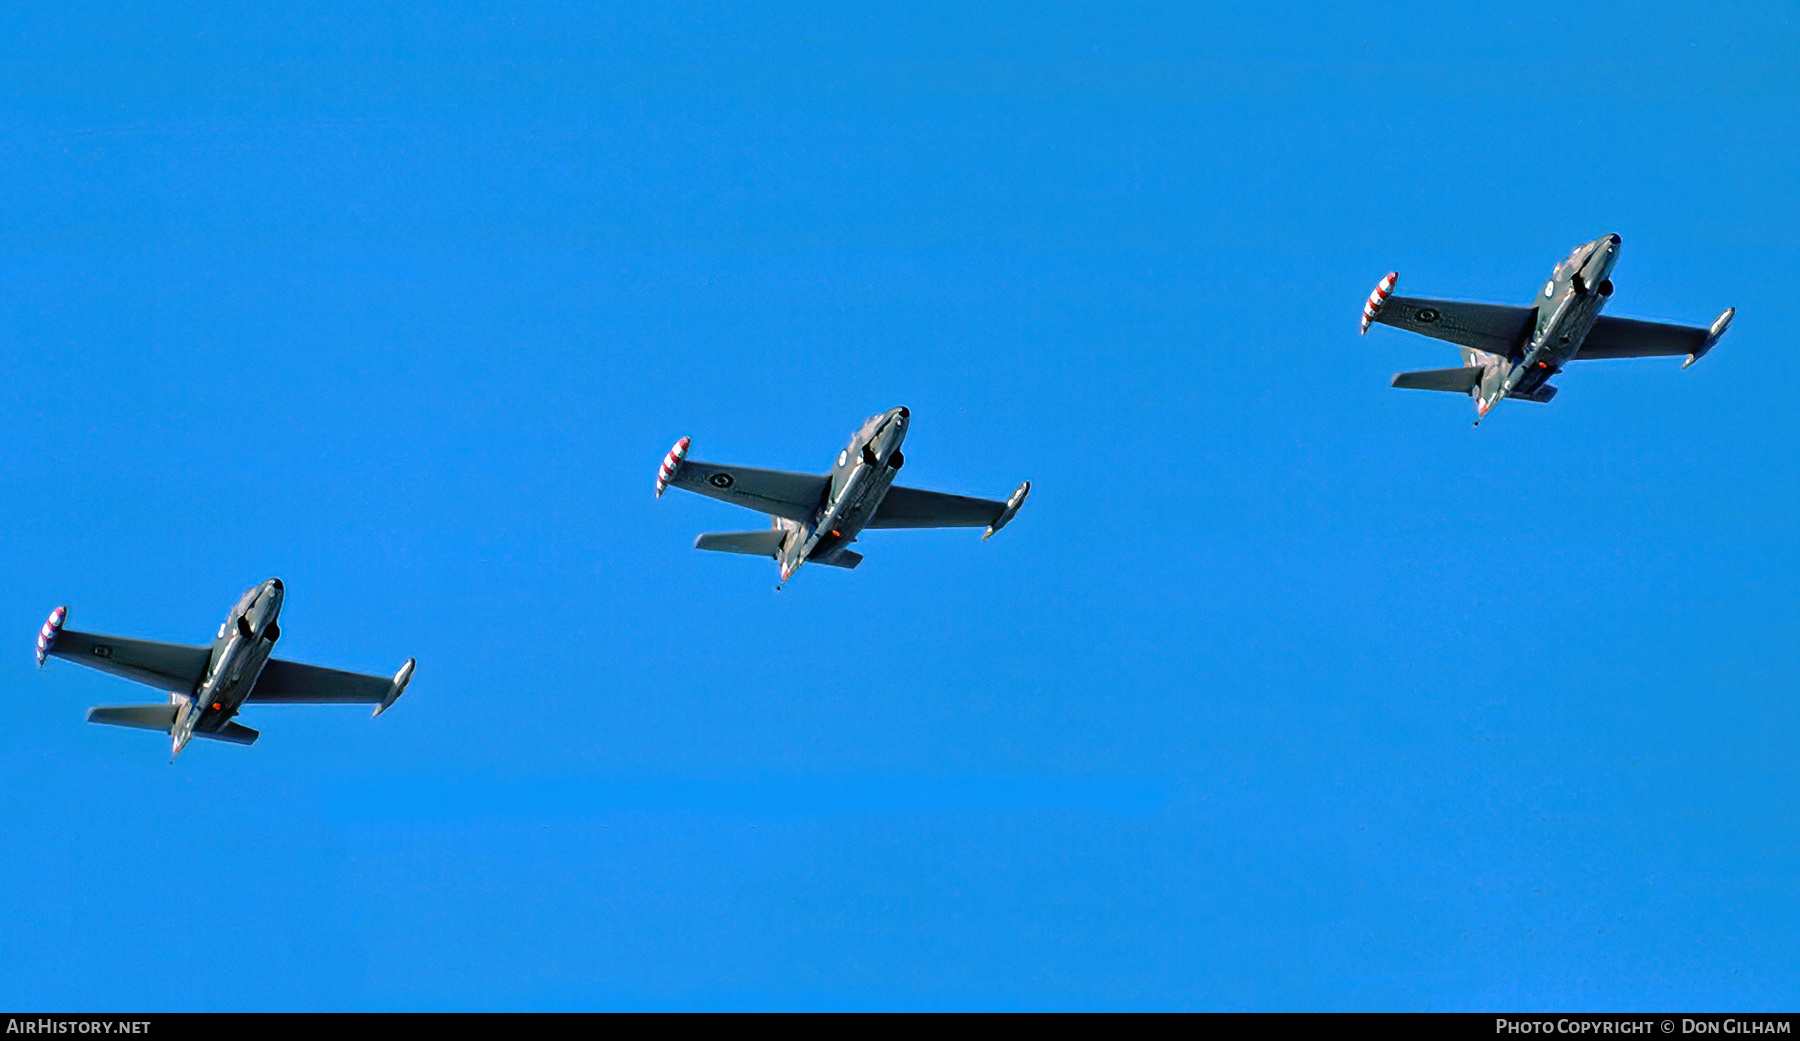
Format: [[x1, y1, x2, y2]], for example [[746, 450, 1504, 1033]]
[[1509, 383, 1558, 404], [85, 706, 260, 745], [87, 704, 178, 732], [197, 722, 259, 746], [695, 530, 786, 558], [811, 548, 863, 570], [1391, 366, 1483, 394]]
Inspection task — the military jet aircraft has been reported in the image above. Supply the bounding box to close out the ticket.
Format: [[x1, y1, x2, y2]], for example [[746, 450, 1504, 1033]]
[[35, 579, 415, 761], [655, 407, 1030, 585], [1361, 233, 1734, 424]]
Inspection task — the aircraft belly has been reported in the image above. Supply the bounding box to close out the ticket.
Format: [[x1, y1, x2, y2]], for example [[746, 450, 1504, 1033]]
[[810, 467, 896, 558], [1511, 367, 1551, 396], [845, 472, 897, 539], [1542, 290, 1606, 358], [1564, 309, 1606, 360], [199, 638, 276, 726]]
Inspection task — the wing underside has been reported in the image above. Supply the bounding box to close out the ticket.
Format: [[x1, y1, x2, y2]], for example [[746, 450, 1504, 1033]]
[[247, 658, 394, 704], [868, 485, 1009, 529], [1373, 296, 1535, 356], [1575, 315, 1710, 359], [664, 460, 828, 523], [45, 629, 210, 692]]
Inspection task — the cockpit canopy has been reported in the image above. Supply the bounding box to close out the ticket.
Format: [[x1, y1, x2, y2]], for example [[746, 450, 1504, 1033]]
[[1554, 241, 1597, 280]]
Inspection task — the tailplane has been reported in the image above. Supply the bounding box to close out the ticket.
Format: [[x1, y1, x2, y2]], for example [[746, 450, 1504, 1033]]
[[200, 722, 260, 745], [86, 705, 259, 746], [695, 531, 786, 558], [87, 704, 178, 732], [1391, 366, 1484, 394], [811, 548, 863, 570]]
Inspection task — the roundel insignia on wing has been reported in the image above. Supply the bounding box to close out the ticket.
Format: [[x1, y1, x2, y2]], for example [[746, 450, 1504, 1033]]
[[709, 472, 734, 489], [1415, 308, 1440, 324]]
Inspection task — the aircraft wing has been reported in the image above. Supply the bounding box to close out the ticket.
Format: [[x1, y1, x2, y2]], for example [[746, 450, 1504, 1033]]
[[663, 459, 827, 523], [43, 627, 210, 693], [246, 658, 395, 703], [868, 485, 1011, 529], [1574, 315, 1709, 359], [1372, 296, 1535, 356]]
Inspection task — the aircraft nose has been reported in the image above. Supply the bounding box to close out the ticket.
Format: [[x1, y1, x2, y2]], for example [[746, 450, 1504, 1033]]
[[893, 407, 909, 419], [268, 578, 283, 591], [1607, 234, 1621, 245]]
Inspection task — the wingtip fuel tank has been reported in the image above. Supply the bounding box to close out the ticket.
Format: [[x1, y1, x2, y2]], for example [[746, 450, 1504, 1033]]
[[1683, 307, 1735, 369], [373, 658, 415, 718], [1361, 272, 1398, 335], [36, 606, 66, 667], [983, 481, 1032, 540], [656, 437, 691, 498]]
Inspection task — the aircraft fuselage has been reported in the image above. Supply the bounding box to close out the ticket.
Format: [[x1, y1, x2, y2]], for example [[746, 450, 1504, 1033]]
[[1480, 233, 1621, 417], [173, 579, 284, 754], [777, 407, 910, 582]]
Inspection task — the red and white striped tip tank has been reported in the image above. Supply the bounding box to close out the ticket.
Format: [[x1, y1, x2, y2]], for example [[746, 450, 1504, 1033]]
[[656, 437, 691, 498], [1361, 272, 1398, 335]]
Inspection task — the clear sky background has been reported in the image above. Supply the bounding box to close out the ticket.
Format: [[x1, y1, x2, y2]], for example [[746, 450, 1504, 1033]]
[[0, 2, 1795, 1011]]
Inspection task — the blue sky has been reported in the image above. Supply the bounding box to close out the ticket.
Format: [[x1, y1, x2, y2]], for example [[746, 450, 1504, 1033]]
[[0, 2, 1796, 1010]]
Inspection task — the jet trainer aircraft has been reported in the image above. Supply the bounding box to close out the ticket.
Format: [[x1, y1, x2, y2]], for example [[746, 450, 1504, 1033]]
[[1361, 234, 1734, 424], [655, 407, 1030, 585], [36, 579, 415, 761]]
